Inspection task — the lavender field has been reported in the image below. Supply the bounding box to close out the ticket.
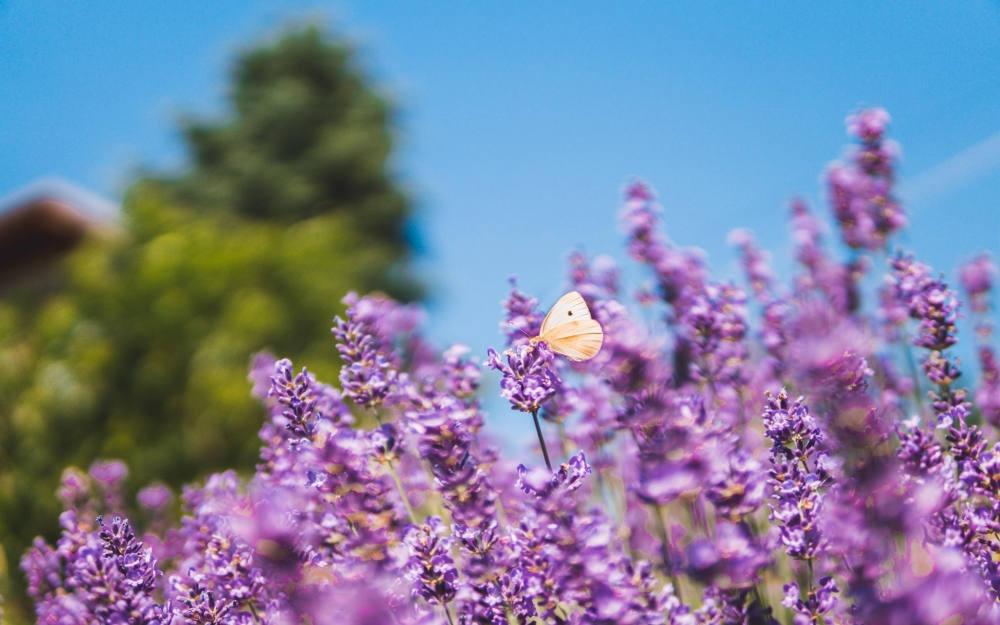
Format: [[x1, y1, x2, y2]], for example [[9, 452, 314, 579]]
[[17, 109, 1000, 625]]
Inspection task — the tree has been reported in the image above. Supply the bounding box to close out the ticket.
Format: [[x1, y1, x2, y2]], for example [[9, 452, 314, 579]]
[[163, 26, 411, 235], [0, 24, 419, 621]]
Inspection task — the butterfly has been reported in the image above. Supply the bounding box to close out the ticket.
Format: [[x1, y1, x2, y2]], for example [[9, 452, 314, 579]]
[[529, 291, 604, 361]]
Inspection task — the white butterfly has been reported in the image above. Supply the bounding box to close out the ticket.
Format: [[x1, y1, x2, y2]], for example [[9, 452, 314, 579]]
[[530, 291, 604, 361]]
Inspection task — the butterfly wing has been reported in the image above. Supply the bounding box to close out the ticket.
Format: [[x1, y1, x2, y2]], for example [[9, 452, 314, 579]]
[[540, 291, 593, 336], [540, 318, 604, 361]]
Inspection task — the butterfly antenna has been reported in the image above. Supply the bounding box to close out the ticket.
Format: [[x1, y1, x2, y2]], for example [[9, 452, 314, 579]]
[[509, 321, 532, 338]]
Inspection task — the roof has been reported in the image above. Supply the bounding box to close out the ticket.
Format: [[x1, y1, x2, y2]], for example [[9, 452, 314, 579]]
[[0, 177, 120, 223]]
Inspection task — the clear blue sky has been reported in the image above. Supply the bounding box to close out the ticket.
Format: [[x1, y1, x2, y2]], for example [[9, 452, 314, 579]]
[[3, 1, 1000, 443]]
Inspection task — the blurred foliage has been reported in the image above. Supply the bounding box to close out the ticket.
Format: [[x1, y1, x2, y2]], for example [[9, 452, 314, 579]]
[[161, 24, 411, 234], [0, 25, 419, 621]]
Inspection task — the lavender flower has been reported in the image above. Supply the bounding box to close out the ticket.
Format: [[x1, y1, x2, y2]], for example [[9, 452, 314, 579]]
[[516, 452, 592, 500], [500, 277, 544, 347], [98, 515, 161, 592], [676, 281, 749, 388], [978, 346, 1000, 426], [960, 253, 995, 316], [782, 577, 840, 625], [269, 358, 322, 437], [404, 517, 459, 606], [405, 397, 497, 525], [685, 521, 772, 589], [23, 511, 170, 625], [567, 249, 620, 303], [485, 343, 560, 413], [620, 179, 706, 308], [706, 447, 766, 522], [959, 254, 1000, 426], [789, 199, 859, 314], [827, 108, 906, 251], [730, 228, 791, 381], [333, 296, 399, 409], [636, 394, 722, 505], [137, 484, 172, 510], [762, 391, 831, 561]]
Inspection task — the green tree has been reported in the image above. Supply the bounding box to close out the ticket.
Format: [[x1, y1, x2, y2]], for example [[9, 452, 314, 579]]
[[0, 25, 418, 622], [163, 26, 412, 236]]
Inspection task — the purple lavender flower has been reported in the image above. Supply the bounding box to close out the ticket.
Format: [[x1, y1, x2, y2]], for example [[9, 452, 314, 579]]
[[90, 460, 128, 487], [404, 517, 459, 606], [90, 459, 129, 512], [960, 253, 995, 315], [58, 466, 94, 513], [23, 511, 170, 625], [675, 281, 749, 388], [405, 398, 497, 525], [333, 297, 400, 409], [695, 585, 777, 624], [620, 179, 706, 308], [728, 228, 777, 303], [635, 394, 723, 508], [789, 199, 861, 314], [977, 346, 1000, 426], [500, 277, 544, 347], [958, 255, 1000, 426], [567, 249, 620, 303], [465, 566, 536, 625], [783, 577, 840, 625], [98, 515, 162, 592], [438, 344, 481, 400], [828, 108, 906, 251], [268, 358, 323, 438], [685, 521, 772, 589], [890, 254, 983, 480], [730, 228, 791, 381], [485, 343, 561, 413], [855, 545, 993, 625], [137, 484, 172, 510], [706, 447, 766, 522], [762, 391, 830, 561], [516, 452, 592, 500]]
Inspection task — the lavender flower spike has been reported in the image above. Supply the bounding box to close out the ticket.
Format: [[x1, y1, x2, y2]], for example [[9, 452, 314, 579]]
[[486, 343, 561, 414], [333, 299, 398, 409], [487, 342, 561, 469]]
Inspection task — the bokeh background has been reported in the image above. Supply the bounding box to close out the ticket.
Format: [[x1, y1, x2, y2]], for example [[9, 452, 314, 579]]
[[2, 1, 1000, 621]]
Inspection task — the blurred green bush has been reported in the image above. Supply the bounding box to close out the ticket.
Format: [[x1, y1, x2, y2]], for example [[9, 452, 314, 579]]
[[0, 24, 419, 620]]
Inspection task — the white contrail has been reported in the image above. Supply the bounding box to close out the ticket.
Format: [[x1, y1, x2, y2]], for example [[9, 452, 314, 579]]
[[899, 129, 1000, 209]]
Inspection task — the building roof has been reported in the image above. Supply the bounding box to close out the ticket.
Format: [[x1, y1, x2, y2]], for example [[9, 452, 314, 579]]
[[0, 177, 119, 223], [0, 178, 120, 289]]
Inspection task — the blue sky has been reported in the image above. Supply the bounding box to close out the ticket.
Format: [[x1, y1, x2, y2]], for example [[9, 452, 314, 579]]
[[3, 1, 1000, 443]]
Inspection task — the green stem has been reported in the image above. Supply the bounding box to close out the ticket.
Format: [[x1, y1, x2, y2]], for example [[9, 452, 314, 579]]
[[374, 408, 418, 524], [806, 559, 823, 624], [388, 459, 418, 524], [532, 409, 553, 471], [653, 504, 683, 603]]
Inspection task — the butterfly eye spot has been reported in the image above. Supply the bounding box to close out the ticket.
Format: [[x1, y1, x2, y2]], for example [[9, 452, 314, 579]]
[[567, 311, 573, 316]]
